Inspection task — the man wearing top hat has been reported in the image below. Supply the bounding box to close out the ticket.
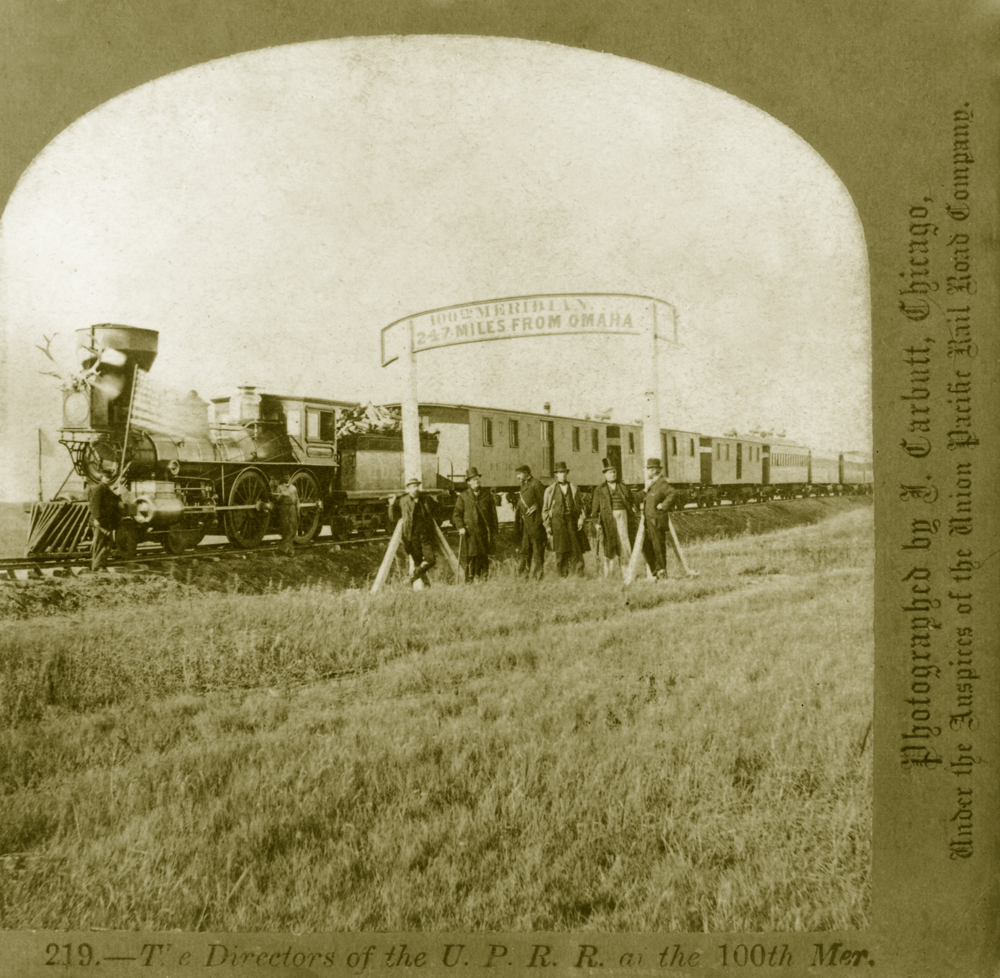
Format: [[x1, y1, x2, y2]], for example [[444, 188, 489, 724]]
[[542, 462, 589, 578], [514, 463, 546, 580], [388, 478, 437, 587], [452, 467, 498, 582], [590, 457, 638, 578], [641, 457, 676, 581]]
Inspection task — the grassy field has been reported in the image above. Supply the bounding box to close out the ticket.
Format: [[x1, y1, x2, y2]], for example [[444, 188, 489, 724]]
[[0, 502, 872, 932]]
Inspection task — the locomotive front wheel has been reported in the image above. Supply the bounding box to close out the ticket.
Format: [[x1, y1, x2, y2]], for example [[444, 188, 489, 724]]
[[224, 469, 271, 548], [163, 526, 205, 555], [289, 469, 323, 544], [114, 519, 140, 559]]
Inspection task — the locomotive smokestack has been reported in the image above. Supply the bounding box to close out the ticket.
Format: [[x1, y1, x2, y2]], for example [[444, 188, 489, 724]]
[[71, 324, 159, 429], [75, 324, 159, 375]]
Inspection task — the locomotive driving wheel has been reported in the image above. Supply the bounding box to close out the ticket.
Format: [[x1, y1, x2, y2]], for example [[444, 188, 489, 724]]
[[289, 470, 323, 544], [224, 468, 271, 548]]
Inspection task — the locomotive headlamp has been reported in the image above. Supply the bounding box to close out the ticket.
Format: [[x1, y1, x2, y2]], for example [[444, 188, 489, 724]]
[[167, 459, 181, 476]]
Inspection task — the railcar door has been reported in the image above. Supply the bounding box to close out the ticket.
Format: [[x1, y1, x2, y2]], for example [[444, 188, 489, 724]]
[[541, 420, 554, 477], [699, 437, 713, 485]]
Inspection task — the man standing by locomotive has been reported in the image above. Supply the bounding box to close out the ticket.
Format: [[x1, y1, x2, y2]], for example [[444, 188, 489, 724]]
[[452, 467, 498, 582], [389, 478, 437, 587], [87, 460, 122, 571], [542, 461, 589, 578], [590, 457, 637, 578], [641, 458, 676, 581], [514, 464, 546, 580], [273, 478, 300, 557]]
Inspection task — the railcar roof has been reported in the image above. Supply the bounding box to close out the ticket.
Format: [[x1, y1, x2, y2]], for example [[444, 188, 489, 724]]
[[210, 394, 358, 409], [386, 401, 655, 427]]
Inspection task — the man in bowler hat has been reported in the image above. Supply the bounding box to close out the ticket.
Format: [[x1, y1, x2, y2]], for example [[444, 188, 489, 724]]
[[388, 478, 437, 587], [514, 464, 546, 580], [641, 458, 676, 580], [452, 467, 498, 582], [590, 457, 638, 578], [542, 462, 589, 578]]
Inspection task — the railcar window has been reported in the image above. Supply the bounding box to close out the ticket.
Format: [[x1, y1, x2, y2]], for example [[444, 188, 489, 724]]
[[725, 444, 730, 461], [509, 419, 519, 448], [482, 418, 493, 447], [690, 438, 695, 457], [671, 436, 677, 456], [307, 410, 320, 440], [716, 444, 721, 460], [591, 429, 599, 452], [572, 427, 580, 451], [628, 432, 635, 454], [320, 411, 336, 442]]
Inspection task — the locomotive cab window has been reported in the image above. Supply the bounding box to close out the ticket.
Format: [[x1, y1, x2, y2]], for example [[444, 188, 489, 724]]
[[482, 417, 493, 447], [306, 409, 336, 442]]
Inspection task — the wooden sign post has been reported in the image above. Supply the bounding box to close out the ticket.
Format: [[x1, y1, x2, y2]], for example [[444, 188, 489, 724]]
[[375, 293, 692, 592], [624, 301, 696, 584]]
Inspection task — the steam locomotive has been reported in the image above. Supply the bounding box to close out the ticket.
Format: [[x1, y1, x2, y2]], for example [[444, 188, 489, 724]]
[[27, 323, 872, 559], [42, 324, 439, 557]]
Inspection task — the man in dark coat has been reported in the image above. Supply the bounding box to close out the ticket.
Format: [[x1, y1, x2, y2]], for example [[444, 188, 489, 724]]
[[388, 478, 437, 587], [590, 457, 637, 578], [514, 464, 546, 580], [641, 458, 676, 580], [87, 461, 122, 571], [542, 461, 589, 578], [452, 467, 498, 582]]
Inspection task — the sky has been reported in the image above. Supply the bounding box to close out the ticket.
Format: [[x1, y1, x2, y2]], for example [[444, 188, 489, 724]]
[[0, 35, 870, 502]]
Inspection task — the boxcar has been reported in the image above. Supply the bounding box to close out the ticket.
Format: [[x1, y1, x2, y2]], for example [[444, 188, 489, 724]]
[[839, 452, 874, 492], [690, 434, 766, 504], [762, 440, 812, 496], [417, 403, 610, 490], [662, 430, 703, 486], [809, 452, 840, 492]]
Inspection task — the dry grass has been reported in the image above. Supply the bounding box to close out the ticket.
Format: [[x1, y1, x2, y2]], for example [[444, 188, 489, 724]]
[[0, 505, 872, 932]]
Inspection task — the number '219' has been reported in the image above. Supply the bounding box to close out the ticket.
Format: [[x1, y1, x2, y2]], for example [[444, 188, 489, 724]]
[[46, 943, 94, 966]]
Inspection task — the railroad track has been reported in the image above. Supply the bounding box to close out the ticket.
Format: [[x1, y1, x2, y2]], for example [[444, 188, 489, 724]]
[[0, 532, 398, 581], [0, 493, 862, 582]]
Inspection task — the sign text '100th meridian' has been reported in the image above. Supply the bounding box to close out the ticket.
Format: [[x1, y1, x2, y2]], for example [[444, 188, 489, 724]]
[[381, 294, 676, 365]]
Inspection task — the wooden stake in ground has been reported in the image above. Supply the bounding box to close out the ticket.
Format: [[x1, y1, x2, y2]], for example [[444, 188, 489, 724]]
[[623, 517, 646, 586], [370, 519, 404, 594], [623, 513, 697, 584], [667, 516, 698, 577], [432, 519, 463, 583]]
